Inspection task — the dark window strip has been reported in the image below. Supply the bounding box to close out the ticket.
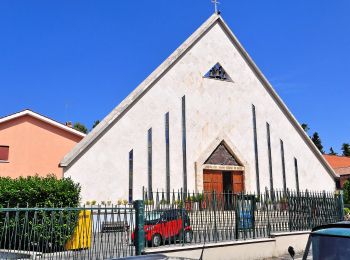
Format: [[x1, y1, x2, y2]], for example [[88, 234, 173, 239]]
[[128, 149, 133, 203], [280, 140, 287, 192], [182, 96, 188, 193], [294, 157, 300, 193], [165, 112, 170, 201], [266, 122, 274, 192], [252, 105, 260, 195], [148, 128, 153, 196]]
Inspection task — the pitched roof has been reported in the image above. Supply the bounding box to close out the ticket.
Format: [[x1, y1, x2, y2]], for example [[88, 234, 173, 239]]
[[323, 155, 350, 176], [0, 109, 86, 138], [59, 14, 337, 179], [334, 167, 350, 176]]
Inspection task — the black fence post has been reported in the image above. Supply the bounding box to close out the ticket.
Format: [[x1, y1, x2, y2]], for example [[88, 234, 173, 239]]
[[265, 187, 271, 237], [133, 200, 145, 255], [181, 190, 185, 246], [338, 190, 344, 221], [305, 189, 311, 229], [287, 188, 292, 232], [235, 193, 239, 240], [213, 191, 218, 243], [252, 194, 256, 239]]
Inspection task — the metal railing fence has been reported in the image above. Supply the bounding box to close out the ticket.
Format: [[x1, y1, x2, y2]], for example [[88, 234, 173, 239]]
[[141, 188, 342, 248], [0, 205, 135, 259], [0, 189, 343, 258]]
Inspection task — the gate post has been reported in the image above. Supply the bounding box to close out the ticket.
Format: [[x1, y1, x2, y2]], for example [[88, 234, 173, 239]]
[[213, 191, 218, 242], [235, 193, 239, 240], [265, 187, 271, 237], [287, 188, 292, 232], [338, 190, 344, 221], [133, 200, 145, 255]]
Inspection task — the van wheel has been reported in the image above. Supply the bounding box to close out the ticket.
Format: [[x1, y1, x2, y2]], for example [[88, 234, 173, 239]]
[[151, 234, 162, 247], [184, 230, 193, 243]]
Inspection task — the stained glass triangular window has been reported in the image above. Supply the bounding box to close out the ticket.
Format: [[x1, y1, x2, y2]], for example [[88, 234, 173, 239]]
[[204, 63, 232, 82]]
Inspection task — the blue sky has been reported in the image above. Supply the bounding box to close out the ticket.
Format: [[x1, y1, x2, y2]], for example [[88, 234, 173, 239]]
[[0, 1, 349, 153]]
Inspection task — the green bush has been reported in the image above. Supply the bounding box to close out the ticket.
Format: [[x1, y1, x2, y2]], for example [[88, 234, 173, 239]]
[[0, 175, 80, 207], [0, 175, 81, 252], [343, 180, 350, 205], [344, 207, 350, 215]]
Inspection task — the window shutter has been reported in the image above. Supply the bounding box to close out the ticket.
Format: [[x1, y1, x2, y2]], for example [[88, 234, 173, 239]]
[[0, 146, 9, 161]]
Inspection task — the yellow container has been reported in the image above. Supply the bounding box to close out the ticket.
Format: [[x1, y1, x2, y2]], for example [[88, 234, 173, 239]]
[[65, 210, 92, 250]]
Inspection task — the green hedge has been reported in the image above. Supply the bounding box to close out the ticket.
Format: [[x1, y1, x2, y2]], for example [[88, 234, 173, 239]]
[[0, 175, 81, 252], [0, 175, 80, 207]]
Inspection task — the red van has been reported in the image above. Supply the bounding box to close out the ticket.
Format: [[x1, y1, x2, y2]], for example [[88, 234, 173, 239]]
[[132, 209, 193, 247]]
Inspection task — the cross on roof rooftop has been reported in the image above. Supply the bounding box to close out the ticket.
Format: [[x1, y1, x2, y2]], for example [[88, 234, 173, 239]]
[[211, 0, 220, 14]]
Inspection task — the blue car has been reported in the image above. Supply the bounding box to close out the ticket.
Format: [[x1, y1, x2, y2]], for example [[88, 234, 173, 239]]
[[289, 222, 350, 260]]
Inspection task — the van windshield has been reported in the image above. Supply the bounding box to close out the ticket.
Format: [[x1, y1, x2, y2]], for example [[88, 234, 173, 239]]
[[305, 234, 350, 260]]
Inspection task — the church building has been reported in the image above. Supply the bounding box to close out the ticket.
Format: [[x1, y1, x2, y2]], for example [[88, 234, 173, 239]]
[[60, 14, 337, 202]]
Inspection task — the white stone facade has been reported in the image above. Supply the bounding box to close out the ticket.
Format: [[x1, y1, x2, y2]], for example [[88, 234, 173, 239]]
[[61, 14, 336, 203]]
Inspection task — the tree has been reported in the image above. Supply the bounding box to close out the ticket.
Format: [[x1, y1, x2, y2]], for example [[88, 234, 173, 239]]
[[342, 143, 350, 157], [301, 123, 310, 133], [311, 132, 324, 154], [92, 120, 100, 129], [73, 122, 88, 134], [329, 147, 337, 155]]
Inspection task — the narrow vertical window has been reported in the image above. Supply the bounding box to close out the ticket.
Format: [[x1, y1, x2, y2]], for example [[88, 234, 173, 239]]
[[182, 96, 188, 193], [128, 149, 133, 203], [252, 105, 260, 195], [266, 123, 274, 192], [294, 158, 300, 193], [280, 140, 287, 192], [0, 146, 9, 161], [148, 128, 153, 196], [165, 112, 170, 201]]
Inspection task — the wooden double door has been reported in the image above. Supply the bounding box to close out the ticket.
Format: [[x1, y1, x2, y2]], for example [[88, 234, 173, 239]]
[[203, 170, 244, 194]]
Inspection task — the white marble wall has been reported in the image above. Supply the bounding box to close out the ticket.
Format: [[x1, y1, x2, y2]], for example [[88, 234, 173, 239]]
[[64, 22, 335, 203]]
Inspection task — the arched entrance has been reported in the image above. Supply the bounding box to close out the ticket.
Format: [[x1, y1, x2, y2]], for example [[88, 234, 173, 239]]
[[202, 142, 245, 194]]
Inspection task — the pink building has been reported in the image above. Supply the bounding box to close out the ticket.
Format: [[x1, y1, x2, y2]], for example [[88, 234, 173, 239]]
[[0, 110, 85, 178]]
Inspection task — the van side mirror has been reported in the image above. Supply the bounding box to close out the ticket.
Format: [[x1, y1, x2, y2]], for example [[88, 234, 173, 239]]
[[288, 246, 295, 259]]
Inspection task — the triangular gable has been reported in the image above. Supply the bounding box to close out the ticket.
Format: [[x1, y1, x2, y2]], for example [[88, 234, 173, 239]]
[[205, 143, 240, 166], [59, 14, 337, 180]]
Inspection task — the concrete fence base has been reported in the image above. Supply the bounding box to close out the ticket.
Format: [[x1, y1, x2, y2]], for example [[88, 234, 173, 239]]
[[145, 231, 310, 260]]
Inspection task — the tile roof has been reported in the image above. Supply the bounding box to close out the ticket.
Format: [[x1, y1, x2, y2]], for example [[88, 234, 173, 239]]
[[335, 167, 350, 176], [323, 155, 350, 176], [0, 109, 86, 138]]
